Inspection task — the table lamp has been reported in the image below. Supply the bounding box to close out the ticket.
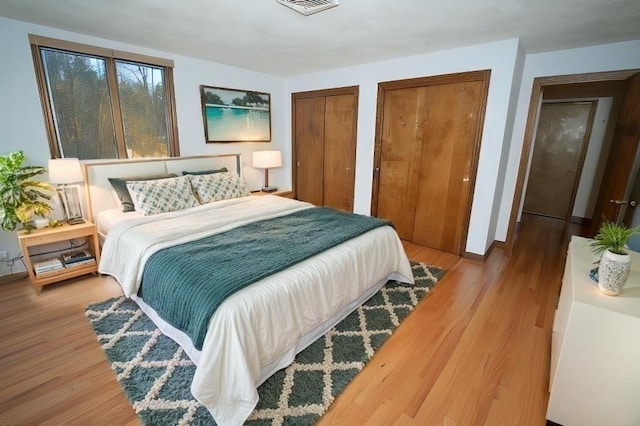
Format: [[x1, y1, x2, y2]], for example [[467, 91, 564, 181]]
[[48, 158, 84, 223], [252, 150, 282, 192]]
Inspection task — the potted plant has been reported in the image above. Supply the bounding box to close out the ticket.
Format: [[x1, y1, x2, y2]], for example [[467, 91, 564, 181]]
[[0, 151, 54, 232], [591, 221, 640, 296]]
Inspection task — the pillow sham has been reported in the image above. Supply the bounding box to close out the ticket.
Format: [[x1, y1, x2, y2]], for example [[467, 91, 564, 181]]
[[126, 175, 199, 215], [189, 172, 250, 204], [181, 167, 228, 175], [108, 173, 177, 212]]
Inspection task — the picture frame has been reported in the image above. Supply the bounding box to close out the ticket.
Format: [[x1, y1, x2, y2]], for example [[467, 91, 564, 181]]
[[200, 85, 271, 143]]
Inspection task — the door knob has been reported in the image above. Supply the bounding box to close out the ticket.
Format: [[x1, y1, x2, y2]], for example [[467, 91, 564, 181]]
[[630, 200, 637, 207], [609, 200, 628, 205], [296, 161, 300, 167]]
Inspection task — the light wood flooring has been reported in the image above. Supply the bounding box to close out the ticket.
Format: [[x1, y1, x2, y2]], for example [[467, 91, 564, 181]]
[[0, 214, 579, 425]]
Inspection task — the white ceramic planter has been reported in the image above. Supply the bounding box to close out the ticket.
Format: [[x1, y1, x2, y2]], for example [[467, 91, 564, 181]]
[[597, 249, 631, 296]]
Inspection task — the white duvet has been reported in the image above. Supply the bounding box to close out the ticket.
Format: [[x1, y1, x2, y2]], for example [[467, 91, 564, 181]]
[[99, 195, 413, 425]]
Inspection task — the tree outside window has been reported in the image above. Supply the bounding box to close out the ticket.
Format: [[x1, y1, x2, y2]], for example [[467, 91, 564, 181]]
[[31, 35, 179, 160]]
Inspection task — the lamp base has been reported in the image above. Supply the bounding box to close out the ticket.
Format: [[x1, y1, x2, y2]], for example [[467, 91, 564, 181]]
[[261, 186, 278, 193], [56, 185, 83, 222]]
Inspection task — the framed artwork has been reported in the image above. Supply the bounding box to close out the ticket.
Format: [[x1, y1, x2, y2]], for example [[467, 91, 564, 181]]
[[200, 85, 271, 142]]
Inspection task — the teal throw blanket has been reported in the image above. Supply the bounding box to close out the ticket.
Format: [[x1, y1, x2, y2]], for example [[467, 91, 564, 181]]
[[139, 207, 391, 350]]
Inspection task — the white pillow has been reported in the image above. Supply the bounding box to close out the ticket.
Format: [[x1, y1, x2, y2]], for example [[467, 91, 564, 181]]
[[189, 172, 250, 204], [126, 175, 198, 215]]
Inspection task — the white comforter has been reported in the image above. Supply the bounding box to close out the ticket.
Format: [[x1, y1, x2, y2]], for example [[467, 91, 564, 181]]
[[99, 195, 413, 425]]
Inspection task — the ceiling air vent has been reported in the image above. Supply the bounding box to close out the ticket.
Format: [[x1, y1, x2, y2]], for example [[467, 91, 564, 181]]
[[276, 0, 339, 16]]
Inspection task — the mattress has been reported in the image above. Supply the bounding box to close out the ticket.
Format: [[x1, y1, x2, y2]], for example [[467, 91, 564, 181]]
[[94, 208, 143, 237]]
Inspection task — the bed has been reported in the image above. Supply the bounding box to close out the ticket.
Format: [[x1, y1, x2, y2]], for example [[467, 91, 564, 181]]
[[84, 154, 413, 425]]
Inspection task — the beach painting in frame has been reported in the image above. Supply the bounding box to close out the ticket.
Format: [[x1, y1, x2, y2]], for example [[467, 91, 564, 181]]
[[200, 85, 271, 142]]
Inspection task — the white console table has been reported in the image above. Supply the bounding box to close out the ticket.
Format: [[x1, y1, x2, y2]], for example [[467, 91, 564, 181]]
[[547, 236, 640, 425]]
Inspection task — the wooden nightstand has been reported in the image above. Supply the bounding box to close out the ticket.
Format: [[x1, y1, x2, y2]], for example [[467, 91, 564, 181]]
[[252, 190, 293, 198], [18, 221, 101, 295]]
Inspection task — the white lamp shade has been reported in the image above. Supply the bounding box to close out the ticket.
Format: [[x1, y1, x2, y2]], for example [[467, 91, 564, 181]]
[[252, 150, 282, 169], [48, 158, 84, 184]]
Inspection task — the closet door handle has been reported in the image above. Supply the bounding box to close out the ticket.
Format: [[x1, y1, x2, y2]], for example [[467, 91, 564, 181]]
[[296, 161, 300, 167]]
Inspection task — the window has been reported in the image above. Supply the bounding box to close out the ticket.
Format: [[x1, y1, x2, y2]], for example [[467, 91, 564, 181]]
[[30, 35, 179, 159]]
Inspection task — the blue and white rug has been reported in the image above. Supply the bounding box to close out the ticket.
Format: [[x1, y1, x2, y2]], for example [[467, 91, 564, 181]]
[[86, 261, 445, 425]]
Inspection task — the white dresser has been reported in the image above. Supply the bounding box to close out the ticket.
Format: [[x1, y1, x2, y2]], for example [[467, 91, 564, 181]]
[[547, 236, 640, 425]]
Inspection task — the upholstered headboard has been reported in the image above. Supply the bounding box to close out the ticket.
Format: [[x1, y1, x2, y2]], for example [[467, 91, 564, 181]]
[[83, 154, 242, 221]]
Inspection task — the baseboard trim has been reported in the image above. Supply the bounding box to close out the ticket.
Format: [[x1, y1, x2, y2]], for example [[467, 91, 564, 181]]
[[464, 240, 505, 263], [570, 216, 592, 226], [0, 272, 28, 285], [464, 252, 485, 263]]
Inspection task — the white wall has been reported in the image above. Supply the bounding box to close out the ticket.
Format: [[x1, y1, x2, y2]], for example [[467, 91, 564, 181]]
[[0, 17, 289, 275], [486, 43, 527, 251], [571, 97, 615, 219], [497, 39, 640, 241], [287, 39, 521, 255]]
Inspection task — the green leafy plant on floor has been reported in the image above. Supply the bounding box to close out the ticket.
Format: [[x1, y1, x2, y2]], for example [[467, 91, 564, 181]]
[[0, 151, 54, 232], [591, 221, 640, 256]]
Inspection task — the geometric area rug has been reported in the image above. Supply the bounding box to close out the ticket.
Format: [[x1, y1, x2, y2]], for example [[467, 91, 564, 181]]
[[85, 261, 445, 425]]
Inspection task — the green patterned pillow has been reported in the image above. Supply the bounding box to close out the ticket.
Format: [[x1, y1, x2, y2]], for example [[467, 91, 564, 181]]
[[126, 176, 199, 215], [108, 173, 177, 212], [190, 172, 250, 204]]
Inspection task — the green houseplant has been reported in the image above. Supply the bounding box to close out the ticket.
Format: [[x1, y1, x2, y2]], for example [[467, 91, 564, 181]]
[[591, 221, 640, 296], [0, 151, 54, 232]]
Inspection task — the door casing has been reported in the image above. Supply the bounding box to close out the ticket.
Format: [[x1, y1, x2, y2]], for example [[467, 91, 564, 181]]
[[292, 86, 359, 211], [371, 70, 490, 256], [506, 69, 640, 256]]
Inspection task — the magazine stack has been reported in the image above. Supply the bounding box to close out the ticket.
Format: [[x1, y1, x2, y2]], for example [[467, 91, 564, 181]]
[[33, 258, 64, 277], [60, 249, 96, 269]]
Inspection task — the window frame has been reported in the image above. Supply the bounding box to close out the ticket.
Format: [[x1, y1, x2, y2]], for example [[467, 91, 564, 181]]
[[29, 34, 180, 159]]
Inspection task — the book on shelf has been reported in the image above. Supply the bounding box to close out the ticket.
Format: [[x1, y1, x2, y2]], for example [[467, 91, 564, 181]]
[[63, 257, 96, 269], [60, 249, 94, 266], [34, 257, 64, 276]]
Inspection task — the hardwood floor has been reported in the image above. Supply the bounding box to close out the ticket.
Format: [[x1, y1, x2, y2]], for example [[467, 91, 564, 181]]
[[0, 214, 578, 425]]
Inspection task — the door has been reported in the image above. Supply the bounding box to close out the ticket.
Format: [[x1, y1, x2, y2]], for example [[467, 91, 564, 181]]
[[523, 101, 596, 219], [323, 94, 357, 211], [590, 73, 640, 234], [376, 87, 423, 239], [373, 71, 490, 255], [294, 96, 325, 206], [293, 87, 358, 211]]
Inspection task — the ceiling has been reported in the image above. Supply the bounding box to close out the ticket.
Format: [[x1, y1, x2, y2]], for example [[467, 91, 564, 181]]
[[1, 0, 639, 76]]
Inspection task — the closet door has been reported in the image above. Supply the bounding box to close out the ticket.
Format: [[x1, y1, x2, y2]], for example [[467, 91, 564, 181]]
[[323, 94, 357, 211], [412, 81, 484, 253], [376, 87, 424, 240], [294, 96, 325, 206], [293, 87, 358, 211], [373, 71, 489, 255]]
